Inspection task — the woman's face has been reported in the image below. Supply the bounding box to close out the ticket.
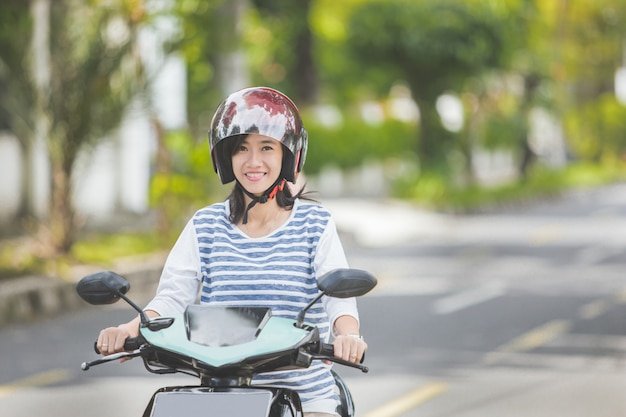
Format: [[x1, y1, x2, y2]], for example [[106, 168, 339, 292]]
[[232, 133, 284, 197]]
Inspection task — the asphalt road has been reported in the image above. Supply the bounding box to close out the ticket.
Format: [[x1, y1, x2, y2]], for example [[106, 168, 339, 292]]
[[1, 183, 626, 416]]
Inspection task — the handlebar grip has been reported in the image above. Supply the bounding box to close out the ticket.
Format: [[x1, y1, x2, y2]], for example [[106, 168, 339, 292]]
[[320, 342, 335, 356], [321, 342, 365, 363], [93, 337, 143, 354], [124, 337, 142, 350]]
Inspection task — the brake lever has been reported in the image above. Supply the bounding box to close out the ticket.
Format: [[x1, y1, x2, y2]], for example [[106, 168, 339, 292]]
[[311, 354, 369, 373], [81, 349, 142, 371]]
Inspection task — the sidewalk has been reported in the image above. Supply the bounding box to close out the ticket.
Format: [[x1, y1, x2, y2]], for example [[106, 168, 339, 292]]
[[323, 198, 449, 247]]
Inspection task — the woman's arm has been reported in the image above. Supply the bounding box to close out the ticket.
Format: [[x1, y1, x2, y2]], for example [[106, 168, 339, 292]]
[[96, 218, 202, 356], [314, 215, 367, 363]]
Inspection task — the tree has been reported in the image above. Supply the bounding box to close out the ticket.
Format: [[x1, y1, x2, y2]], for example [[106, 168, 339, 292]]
[[346, 0, 507, 175], [545, 0, 626, 162], [0, 1, 37, 218], [250, 0, 318, 104], [0, 0, 147, 256]]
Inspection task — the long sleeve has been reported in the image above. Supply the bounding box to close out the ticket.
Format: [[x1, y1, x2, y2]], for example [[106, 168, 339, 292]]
[[144, 219, 202, 317], [315, 216, 359, 335]]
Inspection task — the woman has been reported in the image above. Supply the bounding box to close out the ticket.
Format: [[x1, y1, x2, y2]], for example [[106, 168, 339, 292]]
[[97, 87, 366, 417]]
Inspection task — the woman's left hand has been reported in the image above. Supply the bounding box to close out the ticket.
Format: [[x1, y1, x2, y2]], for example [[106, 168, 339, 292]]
[[333, 333, 367, 363]]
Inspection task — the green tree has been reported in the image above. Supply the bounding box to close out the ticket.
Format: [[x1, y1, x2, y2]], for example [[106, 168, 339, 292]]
[[346, 0, 507, 175], [548, 0, 626, 162], [0, 0, 147, 256], [247, 0, 318, 104]]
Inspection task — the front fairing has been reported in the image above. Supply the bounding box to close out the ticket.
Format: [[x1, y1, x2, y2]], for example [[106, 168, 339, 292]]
[[139, 305, 319, 379], [142, 386, 303, 417]]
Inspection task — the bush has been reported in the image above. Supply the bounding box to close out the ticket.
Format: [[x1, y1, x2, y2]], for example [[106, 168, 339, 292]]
[[394, 161, 626, 212], [303, 117, 416, 175]]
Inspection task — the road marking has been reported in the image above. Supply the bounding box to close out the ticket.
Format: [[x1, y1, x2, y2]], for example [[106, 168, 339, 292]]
[[530, 224, 562, 245], [578, 299, 611, 320], [0, 369, 72, 398], [614, 287, 626, 304], [432, 286, 503, 314], [484, 319, 571, 364], [361, 382, 448, 417]]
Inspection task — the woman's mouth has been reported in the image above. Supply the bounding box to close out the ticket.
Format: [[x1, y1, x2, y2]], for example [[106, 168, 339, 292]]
[[245, 172, 265, 181]]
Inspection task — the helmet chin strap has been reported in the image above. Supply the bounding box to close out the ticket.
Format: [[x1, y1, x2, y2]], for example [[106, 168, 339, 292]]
[[240, 178, 286, 224]]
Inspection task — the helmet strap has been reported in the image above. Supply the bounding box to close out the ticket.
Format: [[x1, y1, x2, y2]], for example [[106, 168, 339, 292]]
[[240, 178, 286, 224]]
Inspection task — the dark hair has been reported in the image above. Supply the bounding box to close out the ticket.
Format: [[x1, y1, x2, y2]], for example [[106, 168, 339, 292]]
[[225, 135, 315, 224], [228, 181, 309, 224]]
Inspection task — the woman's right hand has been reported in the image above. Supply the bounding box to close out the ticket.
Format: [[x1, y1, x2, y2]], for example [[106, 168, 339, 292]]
[[97, 318, 140, 356]]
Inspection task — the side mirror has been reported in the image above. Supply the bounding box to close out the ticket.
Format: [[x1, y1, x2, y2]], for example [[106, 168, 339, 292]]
[[76, 271, 130, 305], [77, 271, 151, 325], [318, 268, 377, 298], [295, 268, 377, 328]]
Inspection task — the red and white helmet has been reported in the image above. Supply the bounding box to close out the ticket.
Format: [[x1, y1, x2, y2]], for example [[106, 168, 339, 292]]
[[209, 87, 308, 184]]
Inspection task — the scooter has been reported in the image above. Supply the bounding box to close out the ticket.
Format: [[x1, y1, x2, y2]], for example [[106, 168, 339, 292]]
[[76, 268, 377, 417]]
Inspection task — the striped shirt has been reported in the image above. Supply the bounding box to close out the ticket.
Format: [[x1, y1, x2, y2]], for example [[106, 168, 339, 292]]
[[146, 199, 357, 413]]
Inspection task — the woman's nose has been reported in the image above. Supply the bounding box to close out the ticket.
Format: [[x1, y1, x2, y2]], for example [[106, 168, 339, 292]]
[[246, 149, 262, 165]]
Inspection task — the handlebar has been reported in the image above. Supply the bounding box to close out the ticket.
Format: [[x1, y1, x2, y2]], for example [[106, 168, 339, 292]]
[[310, 342, 369, 373], [93, 337, 143, 355], [84, 339, 368, 374], [83, 337, 145, 371]]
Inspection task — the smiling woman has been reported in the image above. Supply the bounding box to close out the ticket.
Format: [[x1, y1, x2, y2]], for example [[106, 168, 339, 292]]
[[96, 87, 368, 417]]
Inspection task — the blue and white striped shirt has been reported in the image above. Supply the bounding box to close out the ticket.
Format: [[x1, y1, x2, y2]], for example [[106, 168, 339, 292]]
[[146, 199, 357, 413]]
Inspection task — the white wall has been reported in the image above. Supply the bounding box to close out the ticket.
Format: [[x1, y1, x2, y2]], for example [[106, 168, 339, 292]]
[[0, 133, 23, 223], [72, 139, 118, 220]]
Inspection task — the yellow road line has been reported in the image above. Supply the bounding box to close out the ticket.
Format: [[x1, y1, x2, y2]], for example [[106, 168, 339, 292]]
[[484, 319, 570, 364], [615, 288, 626, 304], [0, 369, 72, 399], [361, 382, 448, 417], [578, 299, 611, 320]]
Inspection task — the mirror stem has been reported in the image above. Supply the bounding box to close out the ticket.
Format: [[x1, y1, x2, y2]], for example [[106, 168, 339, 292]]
[[295, 292, 324, 328], [117, 291, 150, 325]]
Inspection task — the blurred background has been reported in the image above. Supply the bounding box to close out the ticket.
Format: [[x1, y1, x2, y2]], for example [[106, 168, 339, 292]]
[[0, 0, 625, 269], [1, 1, 626, 416]]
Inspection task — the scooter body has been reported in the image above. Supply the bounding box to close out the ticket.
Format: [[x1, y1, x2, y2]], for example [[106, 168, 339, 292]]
[[76, 268, 376, 417]]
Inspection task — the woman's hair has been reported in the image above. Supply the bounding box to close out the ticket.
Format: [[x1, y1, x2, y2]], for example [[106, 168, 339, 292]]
[[226, 135, 315, 224]]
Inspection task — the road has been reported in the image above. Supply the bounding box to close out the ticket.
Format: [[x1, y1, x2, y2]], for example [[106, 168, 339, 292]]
[[1, 183, 626, 416]]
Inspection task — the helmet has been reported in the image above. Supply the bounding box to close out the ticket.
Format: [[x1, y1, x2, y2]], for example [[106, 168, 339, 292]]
[[209, 86, 308, 184]]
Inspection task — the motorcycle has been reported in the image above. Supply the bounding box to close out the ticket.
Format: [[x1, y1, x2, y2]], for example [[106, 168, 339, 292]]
[[76, 268, 377, 417]]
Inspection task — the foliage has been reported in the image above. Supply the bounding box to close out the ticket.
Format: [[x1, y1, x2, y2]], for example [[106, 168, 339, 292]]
[[394, 161, 626, 212], [303, 116, 416, 175], [170, 0, 226, 137], [0, 2, 33, 136], [70, 231, 165, 266], [150, 130, 228, 239], [0, 0, 148, 256], [564, 93, 626, 161], [3, 0, 626, 269], [247, 0, 317, 104], [344, 0, 509, 174]]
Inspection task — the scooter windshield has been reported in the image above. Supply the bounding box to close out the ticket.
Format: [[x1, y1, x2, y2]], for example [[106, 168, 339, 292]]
[[185, 306, 272, 347]]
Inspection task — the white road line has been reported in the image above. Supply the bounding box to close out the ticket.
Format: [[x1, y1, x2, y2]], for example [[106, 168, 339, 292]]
[[432, 285, 504, 314]]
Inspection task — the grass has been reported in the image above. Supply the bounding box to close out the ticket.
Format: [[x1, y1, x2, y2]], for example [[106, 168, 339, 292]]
[[396, 161, 626, 213], [70, 231, 167, 266], [0, 231, 169, 282]]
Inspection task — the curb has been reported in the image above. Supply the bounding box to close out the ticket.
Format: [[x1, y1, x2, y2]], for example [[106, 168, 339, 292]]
[[0, 267, 162, 329]]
